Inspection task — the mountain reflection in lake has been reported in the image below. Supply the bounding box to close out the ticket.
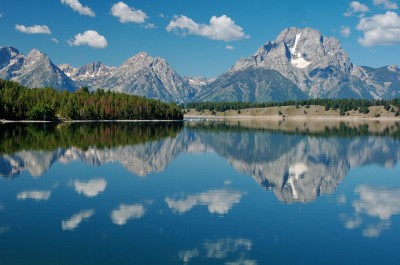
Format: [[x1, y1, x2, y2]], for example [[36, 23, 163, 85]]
[[0, 121, 400, 265]]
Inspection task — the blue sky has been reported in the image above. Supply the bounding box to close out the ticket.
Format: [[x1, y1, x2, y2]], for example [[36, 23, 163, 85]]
[[1, 0, 400, 77]]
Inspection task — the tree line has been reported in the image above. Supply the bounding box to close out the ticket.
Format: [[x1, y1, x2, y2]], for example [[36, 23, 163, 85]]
[[0, 79, 183, 121], [184, 98, 400, 116]]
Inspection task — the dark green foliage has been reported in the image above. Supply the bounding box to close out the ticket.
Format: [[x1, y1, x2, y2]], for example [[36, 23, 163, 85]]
[[0, 79, 183, 121], [28, 103, 56, 120], [359, 106, 370, 114]]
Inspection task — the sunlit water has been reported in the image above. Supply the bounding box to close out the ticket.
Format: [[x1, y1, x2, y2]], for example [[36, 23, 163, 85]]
[[1, 121, 400, 265]]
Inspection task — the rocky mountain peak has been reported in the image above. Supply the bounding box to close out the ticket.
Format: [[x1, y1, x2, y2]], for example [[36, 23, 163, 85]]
[[0, 46, 24, 70], [75, 62, 112, 77], [121, 51, 169, 69], [58, 64, 77, 77], [25, 49, 52, 67], [0, 46, 21, 58], [122, 51, 151, 65], [0, 47, 76, 91], [224, 27, 360, 99], [274, 27, 352, 72], [388, 65, 399, 72]]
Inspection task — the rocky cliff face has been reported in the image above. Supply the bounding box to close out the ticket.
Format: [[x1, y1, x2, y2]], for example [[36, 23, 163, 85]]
[[60, 52, 195, 103], [0, 47, 76, 91], [195, 67, 309, 102], [352, 65, 400, 99], [199, 27, 396, 101]]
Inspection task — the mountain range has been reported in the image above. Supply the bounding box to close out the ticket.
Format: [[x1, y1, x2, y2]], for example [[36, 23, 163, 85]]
[[1, 27, 400, 102]]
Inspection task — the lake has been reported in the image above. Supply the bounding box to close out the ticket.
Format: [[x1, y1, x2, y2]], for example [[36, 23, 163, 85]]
[[1, 120, 400, 265]]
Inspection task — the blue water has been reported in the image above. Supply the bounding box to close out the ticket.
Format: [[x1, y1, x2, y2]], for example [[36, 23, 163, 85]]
[[0, 122, 400, 265]]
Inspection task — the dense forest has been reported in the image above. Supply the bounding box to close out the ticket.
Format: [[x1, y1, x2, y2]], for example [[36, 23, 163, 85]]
[[185, 98, 400, 116], [0, 79, 183, 121]]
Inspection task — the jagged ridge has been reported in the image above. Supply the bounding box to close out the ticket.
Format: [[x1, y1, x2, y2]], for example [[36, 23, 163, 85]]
[[1, 27, 400, 102]]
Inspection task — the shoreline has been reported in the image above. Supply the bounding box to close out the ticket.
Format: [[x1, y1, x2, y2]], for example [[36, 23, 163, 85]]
[[183, 115, 400, 121], [0, 119, 184, 124], [184, 105, 400, 122]]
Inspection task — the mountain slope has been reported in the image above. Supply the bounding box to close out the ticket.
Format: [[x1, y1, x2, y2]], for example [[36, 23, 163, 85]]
[[353, 65, 400, 99], [0, 47, 76, 91], [196, 67, 308, 102], [61, 52, 194, 103], [197, 27, 390, 102]]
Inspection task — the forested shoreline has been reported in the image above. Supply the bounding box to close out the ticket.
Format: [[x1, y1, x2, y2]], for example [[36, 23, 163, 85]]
[[0, 79, 183, 121], [3, 77, 400, 121], [185, 98, 400, 116]]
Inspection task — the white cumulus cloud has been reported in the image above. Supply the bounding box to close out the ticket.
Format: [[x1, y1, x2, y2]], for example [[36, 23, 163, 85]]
[[351, 1, 370, 12], [165, 189, 243, 215], [166, 15, 249, 41], [340, 26, 351, 37], [344, 1, 370, 16], [62, 209, 94, 231], [111, 204, 145, 225], [111, 1, 148, 23], [69, 30, 108, 48], [144, 23, 156, 29], [357, 11, 400, 46], [15, 24, 51, 35], [17, 190, 51, 201], [225, 45, 235, 50], [373, 0, 398, 10], [73, 179, 107, 198], [61, 0, 95, 17]]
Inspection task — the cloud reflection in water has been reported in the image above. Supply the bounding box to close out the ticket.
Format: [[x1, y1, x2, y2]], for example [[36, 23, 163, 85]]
[[166, 189, 244, 215], [111, 204, 145, 225], [342, 185, 400, 237], [73, 178, 107, 198], [17, 190, 51, 201], [62, 209, 95, 231]]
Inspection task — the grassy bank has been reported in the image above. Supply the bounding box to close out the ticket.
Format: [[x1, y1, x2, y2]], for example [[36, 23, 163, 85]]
[[184, 105, 400, 120]]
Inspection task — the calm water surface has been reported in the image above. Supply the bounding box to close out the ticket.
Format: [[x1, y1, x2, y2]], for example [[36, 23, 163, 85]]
[[1, 121, 400, 265]]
